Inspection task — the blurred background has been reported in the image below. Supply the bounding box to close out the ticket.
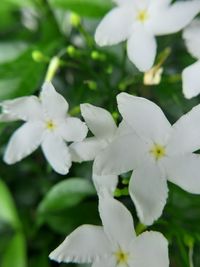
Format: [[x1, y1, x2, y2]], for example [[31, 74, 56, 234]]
[[0, 0, 200, 266]]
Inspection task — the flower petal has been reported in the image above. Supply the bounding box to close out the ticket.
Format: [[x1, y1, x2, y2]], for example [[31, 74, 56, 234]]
[[130, 231, 169, 267], [81, 104, 117, 139], [4, 122, 43, 164], [183, 19, 200, 59], [129, 160, 168, 225], [40, 82, 69, 119], [1, 96, 42, 121], [99, 196, 136, 249], [182, 61, 200, 99], [127, 27, 157, 72], [58, 117, 88, 142], [95, 7, 134, 46], [151, 1, 200, 36], [92, 174, 118, 196], [0, 113, 19, 122], [92, 257, 115, 267], [164, 154, 200, 194], [70, 137, 106, 162], [94, 133, 147, 176], [41, 133, 71, 175], [117, 93, 171, 144], [49, 225, 110, 263], [167, 102, 200, 154]]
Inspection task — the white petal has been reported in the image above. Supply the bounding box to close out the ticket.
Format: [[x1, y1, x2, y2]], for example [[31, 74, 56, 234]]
[[99, 196, 135, 249], [92, 257, 115, 267], [182, 61, 200, 99], [95, 7, 134, 46], [70, 137, 106, 163], [4, 122, 43, 164], [41, 133, 71, 175], [167, 102, 200, 154], [49, 225, 110, 263], [58, 117, 88, 142], [113, 0, 134, 6], [40, 82, 69, 119], [81, 104, 117, 139], [130, 231, 169, 267], [92, 174, 118, 196], [129, 161, 168, 225], [1, 96, 42, 121], [165, 154, 200, 194], [117, 93, 171, 144], [0, 113, 19, 122], [94, 133, 147, 176], [127, 27, 157, 72], [151, 1, 200, 36], [183, 19, 200, 59]]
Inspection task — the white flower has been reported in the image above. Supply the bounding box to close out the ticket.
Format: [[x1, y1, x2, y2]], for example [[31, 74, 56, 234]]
[[0, 82, 88, 175], [182, 19, 200, 98], [70, 104, 130, 195], [94, 93, 200, 225], [95, 0, 200, 72], [49, 195, 169, 267]]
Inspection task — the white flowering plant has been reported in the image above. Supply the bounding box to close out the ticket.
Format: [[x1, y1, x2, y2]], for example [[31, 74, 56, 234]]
[[0, 1, 200, 267]]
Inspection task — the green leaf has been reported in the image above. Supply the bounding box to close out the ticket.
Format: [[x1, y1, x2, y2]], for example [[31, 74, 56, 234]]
[[1, 233, 27, 267], [0, 180, 27, 267], [49, 0, 113, 18], [38, 178, 95, 214]]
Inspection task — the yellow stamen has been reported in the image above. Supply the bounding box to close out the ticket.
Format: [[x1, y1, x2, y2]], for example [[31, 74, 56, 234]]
[[136, 9, 149, 23], [150, 144, 166, 160], [45, 120, 56, 131], [115, 250, 129, 265]]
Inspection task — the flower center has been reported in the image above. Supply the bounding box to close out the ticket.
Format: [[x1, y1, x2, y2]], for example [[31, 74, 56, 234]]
[[150, 144, 166, 160], [45, 120, 56, 131], [115, 250, 129, 265], [136, 9, 149, 23]]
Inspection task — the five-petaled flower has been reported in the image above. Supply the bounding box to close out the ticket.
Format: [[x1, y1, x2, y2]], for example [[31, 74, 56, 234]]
[[95, 0, 200, 72], [0, 82, 88, 175], [94, 93, 200, 225], [49, 195, 169, 267], [182, 18, 200, 99]]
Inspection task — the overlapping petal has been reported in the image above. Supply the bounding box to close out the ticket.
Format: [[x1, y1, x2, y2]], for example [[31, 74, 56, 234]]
[[117, 93, 171, 143], [40, 82, 69, 119], [151, 1, 200, 35], [182, 61, 200, 99], [70, 137, 106, 162], [130, 231, 169, 267], [129, 160, 168, 225], [95, 7, 134, 46], [99, 196, 135, 248], [127, 27, 157, 72], [94, 133, 146, 176], [49, 225, 110, 263], [164, 154, 200, 194], [4, 122, 44, 164], [58, 117, 88, 142], [41, 133, 71, 175], [92, 174, 118, 196], [167, 102, 200, 154], [81, 104, 117, 139]]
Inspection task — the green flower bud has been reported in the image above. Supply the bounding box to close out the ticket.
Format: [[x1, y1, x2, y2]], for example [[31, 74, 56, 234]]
[[70, 13, 81, 27]]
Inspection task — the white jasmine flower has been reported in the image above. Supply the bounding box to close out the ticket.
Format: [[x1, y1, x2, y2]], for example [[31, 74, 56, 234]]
[[182, 19, 200, 98], [0, 82, 88, 175], [94, 93, 200, 225], [95, 0, 200, 72], [49, 195, 169, 267], [70, 104, 129, 195]]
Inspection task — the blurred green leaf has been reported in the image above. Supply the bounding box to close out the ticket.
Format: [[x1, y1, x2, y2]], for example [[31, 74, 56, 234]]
[[38, 178, 95, 214], [0, 180, 27, 267], [49, 0, 113, 18]]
